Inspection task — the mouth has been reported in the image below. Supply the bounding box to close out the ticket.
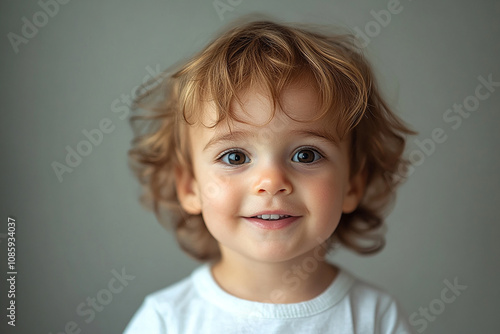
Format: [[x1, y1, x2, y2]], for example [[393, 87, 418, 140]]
[[252, 214, 291, 220], [245, 213, 299, 230]]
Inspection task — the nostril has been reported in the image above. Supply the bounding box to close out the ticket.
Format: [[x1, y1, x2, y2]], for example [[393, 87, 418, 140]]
[[257, 186, 291, 195]]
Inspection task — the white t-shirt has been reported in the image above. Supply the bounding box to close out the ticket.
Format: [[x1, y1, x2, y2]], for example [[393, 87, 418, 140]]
[[123, 264, 414, 334]]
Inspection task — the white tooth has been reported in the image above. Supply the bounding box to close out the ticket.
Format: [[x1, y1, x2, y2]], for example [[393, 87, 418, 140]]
[[257, 215, 262, 219], [261, 214, 270, 220], [270, 214, 280, 220]]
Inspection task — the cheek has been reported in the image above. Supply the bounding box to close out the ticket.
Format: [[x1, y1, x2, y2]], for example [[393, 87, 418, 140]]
[[195, 167, 234, 203], [302, 173, 345, 227], [198, 172, 242, 220], [303, 170, 344, 202], [198, 178, 243, 243]]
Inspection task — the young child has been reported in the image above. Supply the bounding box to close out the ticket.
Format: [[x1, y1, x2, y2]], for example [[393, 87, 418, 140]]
[[124, 19, 416, 334]]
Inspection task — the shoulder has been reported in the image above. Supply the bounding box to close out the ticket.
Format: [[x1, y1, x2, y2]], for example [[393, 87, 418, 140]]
[[145, 270, 199, 310], [123, 265, 205, 334], [341, 268, 396, 307], [335, 266, 415, 333]]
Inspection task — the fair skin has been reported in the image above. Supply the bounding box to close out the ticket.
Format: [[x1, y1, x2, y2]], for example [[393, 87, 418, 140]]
[[176, 79, 365, 304]]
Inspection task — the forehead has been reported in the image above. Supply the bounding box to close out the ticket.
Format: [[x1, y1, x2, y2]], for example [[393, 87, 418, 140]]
[[239, 79, 320, 123], [197, 78, 338, 134]]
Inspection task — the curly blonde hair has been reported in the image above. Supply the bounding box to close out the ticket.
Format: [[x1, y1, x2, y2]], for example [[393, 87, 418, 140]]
[[128, 19, 415, 261]]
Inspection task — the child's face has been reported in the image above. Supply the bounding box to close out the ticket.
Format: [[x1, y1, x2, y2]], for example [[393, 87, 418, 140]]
[[176, 79, 365, 264]]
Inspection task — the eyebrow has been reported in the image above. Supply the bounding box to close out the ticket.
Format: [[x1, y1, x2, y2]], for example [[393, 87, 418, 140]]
[[203, 129, 340, 152], [293, 130, 340, 146], [203, 131, 251, 152]]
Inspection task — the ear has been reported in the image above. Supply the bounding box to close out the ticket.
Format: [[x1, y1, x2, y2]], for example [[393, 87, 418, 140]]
[[342, 168, 367, 214], [175, 165, 202, 215]]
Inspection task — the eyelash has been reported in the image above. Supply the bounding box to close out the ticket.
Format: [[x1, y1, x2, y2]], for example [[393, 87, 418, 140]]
[[215, 146, 325, 165], [215, 149, 250, 165]]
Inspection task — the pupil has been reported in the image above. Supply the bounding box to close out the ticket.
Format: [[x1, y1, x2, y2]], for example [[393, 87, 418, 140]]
[[299, 150, 313, 162], [229, 153, 243, 164]]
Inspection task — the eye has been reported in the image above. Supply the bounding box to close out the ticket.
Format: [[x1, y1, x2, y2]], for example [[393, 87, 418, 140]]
[[292, 148, 322, 163], [220, 150, 250, 165]]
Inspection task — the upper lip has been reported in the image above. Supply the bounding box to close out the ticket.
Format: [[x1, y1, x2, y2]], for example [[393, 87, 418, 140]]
[[246, 211, 297, 218]]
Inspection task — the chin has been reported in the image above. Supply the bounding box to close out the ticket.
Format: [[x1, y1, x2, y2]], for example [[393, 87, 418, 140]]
[[244, 243, 307, 263]]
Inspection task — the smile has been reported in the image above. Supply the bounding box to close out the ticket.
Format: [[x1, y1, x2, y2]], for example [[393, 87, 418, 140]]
[[253, 214, 291, 220], [245, 214, 299, 230]]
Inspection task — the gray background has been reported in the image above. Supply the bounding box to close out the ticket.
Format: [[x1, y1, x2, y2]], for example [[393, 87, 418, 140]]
[[1, 0, 499, 333]]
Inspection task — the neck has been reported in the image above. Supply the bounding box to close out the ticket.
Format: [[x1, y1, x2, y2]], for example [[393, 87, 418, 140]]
[[211, 246, 338, 304]]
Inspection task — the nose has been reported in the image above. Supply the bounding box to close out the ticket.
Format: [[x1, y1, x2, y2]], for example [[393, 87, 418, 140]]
[[253, 163, 293, 196]]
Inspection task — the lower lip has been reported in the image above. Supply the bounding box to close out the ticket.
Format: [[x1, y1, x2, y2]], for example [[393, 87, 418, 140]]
[[244, 216, 300, 230]]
